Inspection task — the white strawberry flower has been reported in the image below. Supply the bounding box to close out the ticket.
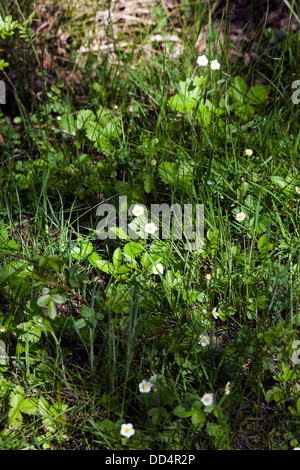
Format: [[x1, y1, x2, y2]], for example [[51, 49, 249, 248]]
[[132, 205, 144, 217], [139, 380, 152, 393], [120, 423, 135, 438], [236, 212, 246, 222], [201, 393, 214, 406], [199, 333, 210, 347], [212, 308, 219, 319], [145, 223, 158, 235], [149, 374, 158, 385], [211, 60, 220, 70], [224, 382, 231, 395], [197, 55, 208, 67], [153, 263, 164, 275]]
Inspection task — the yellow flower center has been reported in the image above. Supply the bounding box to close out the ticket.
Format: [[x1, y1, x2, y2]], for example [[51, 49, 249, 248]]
[[143, 384, 148, 389], [125, 428, 130, 433], [205, 397, 210, 401]]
